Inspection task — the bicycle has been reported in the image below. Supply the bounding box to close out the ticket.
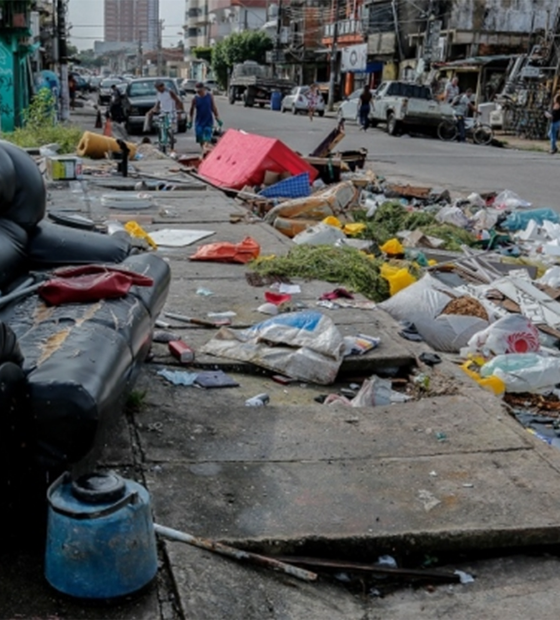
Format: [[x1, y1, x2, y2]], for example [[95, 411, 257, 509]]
[[154, 111, 176, 154], [437, 113, 494, 145]]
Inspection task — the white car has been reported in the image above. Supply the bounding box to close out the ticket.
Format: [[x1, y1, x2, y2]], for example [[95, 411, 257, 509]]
[[337, 89, 371, 123], [281, 86, 325, 116]]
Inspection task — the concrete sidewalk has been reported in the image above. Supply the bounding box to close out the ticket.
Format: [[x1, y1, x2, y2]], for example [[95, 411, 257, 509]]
[[3, 150, 560, 619]]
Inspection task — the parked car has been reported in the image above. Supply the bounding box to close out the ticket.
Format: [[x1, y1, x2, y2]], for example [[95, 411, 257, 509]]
[[121, 77, 187, 134], [181, 78, 197, 93], [173, 78, 186, 97], [337, 89, 367, 122], [89, 76, 102, 92], [281, 86, 325, 116], [204, 79, 219, 93], [98, 77, 126, 106], [370, 80, 454, 135]]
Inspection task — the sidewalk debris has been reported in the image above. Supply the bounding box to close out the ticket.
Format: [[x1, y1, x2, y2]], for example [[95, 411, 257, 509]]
[[190, 237, 260, 264]]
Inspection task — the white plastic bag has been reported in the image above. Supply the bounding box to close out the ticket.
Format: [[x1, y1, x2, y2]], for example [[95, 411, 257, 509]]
[[465, 314, 540, 357], [292, 222, 346, 246], [494, 189, 532, 210], [435, 205, 470, 228], [415, 314, 488, 353], [481, 353, 560, 393], [467, 193, 485, 209], [378, 273, 455, 323], [538, 266, 560, 288], [201, 311, 344, 384]]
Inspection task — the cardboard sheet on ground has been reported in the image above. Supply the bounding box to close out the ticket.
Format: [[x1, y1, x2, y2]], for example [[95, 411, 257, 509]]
[[150, 228, 215, 247], [197, 129, 318, 189], [201, 311, 345, 385]]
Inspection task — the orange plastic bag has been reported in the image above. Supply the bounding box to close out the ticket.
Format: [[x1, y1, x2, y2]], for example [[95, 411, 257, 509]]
[[190, 236, 260, 264]]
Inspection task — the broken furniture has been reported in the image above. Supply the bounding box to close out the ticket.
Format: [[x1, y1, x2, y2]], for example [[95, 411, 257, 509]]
[[0, 141, 170, 538]]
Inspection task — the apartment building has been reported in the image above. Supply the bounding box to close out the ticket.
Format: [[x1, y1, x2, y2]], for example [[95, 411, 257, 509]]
[[104, 0, 159, 50]]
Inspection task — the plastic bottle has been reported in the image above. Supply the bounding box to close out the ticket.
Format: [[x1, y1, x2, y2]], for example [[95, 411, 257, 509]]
[[245, 393, 270, 407]]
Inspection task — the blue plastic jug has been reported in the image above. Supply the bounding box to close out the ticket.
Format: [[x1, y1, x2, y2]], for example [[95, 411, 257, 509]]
[[45, 471, 158, 599]]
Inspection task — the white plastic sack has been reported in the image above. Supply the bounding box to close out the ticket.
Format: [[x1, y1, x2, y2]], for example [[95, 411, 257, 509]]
[[481, 353, 560, 393], [414, 314, 489, 353], [465, 314, 540, 357], [472, 208, 499, 231], [538, 266, 560, 288], [494, 189, 531, 210], [292, 222, 346, 246], [435, 205, 470, 228], [378, 273, 455, 323], [201, 311, 345, 385], [467, 193, 485, 209]]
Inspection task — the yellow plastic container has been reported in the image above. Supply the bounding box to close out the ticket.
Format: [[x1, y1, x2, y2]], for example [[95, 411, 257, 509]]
[[76, 131, 137, 160]]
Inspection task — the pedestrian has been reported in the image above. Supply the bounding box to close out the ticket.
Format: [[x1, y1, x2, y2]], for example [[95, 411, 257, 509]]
[[188, 81, 222, 151], [452, 88, 476, 142], [444, 76, 459, 104], [144, 79, 184, 133], [68, 75, 76, 111], [545, 94, 560, 154], [358, 84, 373, 131], [109, 84, 124, 123], [307, 84, 320, 121]]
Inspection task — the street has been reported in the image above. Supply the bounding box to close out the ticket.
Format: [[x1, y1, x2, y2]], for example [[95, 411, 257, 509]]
[[175, 96, 555, 209]]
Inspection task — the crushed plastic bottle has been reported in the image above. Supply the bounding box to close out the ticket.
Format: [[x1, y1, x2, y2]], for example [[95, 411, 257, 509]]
[[245, 393, 270, 407]]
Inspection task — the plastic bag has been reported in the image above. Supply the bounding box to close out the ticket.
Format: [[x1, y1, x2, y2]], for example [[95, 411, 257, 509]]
[[465, 314, 540, 357], [201, 311, 345, 385], [380, 264, 416, 296], [190, 237, 260, 264], [380, 238, 404, 255], [538, 266, 560, 288], [379, 274, 455, 322], [472, 209, 498, 231], [480, 353, 560, 393], [467, 193, 485, 209], [435, 205, 470, 228], [494, 189, 531, 210], [460, 360, 505, 396], [292, 222, 346, 246], [502, 208, 560, 231], [415, 314, 488, 353]]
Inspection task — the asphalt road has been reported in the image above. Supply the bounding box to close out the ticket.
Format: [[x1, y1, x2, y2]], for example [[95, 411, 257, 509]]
[[177, 96, 558, 210]]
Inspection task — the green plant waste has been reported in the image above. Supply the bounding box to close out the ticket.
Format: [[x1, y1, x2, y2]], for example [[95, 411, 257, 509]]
[[353, 201, 477, 252], [252, 246, 396, 302]]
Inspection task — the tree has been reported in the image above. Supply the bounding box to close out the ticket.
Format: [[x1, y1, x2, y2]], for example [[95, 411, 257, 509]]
[[192, 46, 212, 64], [211, 31, 273, 89]]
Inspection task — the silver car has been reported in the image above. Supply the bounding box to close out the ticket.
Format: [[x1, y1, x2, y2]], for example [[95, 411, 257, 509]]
[[281, 86, 325, 116]]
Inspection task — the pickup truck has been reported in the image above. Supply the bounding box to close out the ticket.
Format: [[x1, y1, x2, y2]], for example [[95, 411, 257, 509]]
[[370, 81, 454, 135], [228, 61, 294, 108]]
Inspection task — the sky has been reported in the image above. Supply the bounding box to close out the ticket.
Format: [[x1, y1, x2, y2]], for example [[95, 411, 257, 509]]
[[67, 0, 185, 50]]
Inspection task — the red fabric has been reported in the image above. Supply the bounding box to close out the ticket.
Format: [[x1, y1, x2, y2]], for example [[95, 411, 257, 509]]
[[197, 129, 318, 189], [264, 291, 292, 305], [39, 265, 154, 305], [190, 237, 260, 264]]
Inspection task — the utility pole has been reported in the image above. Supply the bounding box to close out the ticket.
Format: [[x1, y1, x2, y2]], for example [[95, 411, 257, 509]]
[[157, 19, 164, 75], [273, 0, 283, 78], [327, 0, 340, 111], [138, 31, 143, 76], [57, 0, 70, 121]]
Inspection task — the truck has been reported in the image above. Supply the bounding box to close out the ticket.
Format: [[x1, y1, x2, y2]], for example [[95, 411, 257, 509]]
[[228, 61, 295, 108], [370, 81, 454, 135]]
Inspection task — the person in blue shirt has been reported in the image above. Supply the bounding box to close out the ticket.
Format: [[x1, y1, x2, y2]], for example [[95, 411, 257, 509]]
[[188, 82, 222, 150]]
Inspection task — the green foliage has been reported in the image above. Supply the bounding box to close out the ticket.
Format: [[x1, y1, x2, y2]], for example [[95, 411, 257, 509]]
[[4, 90, 82, 154], [352, 201, 477, 251], [211, 31, 273, 89], [252, 245, 391, 302], [192, 46, 212, 63]]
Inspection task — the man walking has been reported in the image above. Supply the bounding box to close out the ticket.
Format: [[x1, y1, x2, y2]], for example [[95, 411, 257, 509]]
[[453, 88, 476, 142], [144, 80, 184, 132], [444, 76, 459, 104], [188, 82, 222, 150]]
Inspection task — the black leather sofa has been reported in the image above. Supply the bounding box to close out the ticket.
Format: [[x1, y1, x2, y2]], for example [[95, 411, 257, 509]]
[[0, 141, 170, 537]]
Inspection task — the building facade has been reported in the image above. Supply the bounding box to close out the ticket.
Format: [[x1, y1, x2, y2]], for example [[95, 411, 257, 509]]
[[104, 0, 159, 51]]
